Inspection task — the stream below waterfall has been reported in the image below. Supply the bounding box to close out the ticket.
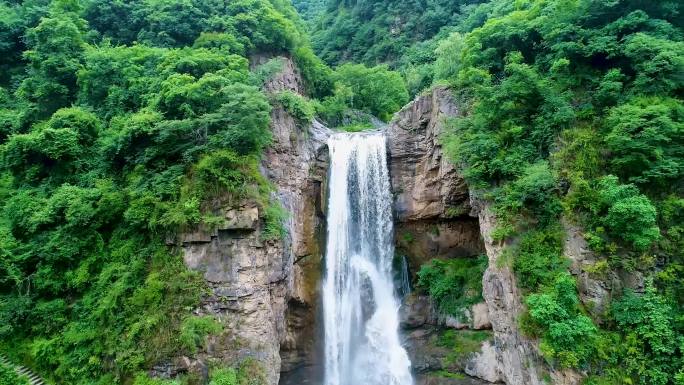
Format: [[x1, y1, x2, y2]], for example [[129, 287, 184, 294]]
[[322, 132, 413, 385]]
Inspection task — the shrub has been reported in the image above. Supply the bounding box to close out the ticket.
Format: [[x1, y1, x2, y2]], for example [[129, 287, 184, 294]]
[[513, 227, 568, 291], [610, 286, 678, 385], [132, 373, 180, 385], [484, 161, 562, 240], [596, 176, 660, 250], [193, 151, 265, 201], [339, 123, 373, 132], [275, 91, 315, 124], [332, 63, 409, 122], [604, 97, 684, 188], [417, 256, 487, 316], [262, 202, 288, 241], [525, 274, 597, 368], [437, 329, 492, 364], [179, 316, 222, 354], [209, 360, 267, 385], [210, 368, 239, 385]]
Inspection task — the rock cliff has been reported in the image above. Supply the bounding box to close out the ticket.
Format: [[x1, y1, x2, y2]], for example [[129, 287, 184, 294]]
[[387, 87, 493, 385], [387, 87, 550, 385], [166, 68, 627, 385], [173, 56, 329, 385], [387, 87, 484, 273]]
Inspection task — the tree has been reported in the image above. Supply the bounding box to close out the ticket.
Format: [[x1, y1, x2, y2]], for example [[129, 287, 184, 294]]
[[605, 97, 684, 188], [17, 2, 87, 121], [333, 63, 409, 121]]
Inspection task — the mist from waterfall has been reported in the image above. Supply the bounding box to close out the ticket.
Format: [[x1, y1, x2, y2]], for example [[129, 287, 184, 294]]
[[322, 132, 413, 385]]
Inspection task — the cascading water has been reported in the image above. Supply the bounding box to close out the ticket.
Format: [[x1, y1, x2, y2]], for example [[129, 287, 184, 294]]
[[322, 132, 413, 385], [400, 255, 412, 298]]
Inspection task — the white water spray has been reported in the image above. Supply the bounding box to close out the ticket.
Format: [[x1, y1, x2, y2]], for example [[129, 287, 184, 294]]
[[322, 132, 413, 385]]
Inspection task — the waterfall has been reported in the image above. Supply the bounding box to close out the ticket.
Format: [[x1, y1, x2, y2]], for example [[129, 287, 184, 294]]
[[400, 255, 412, 297], [322, 132, 413, 385]]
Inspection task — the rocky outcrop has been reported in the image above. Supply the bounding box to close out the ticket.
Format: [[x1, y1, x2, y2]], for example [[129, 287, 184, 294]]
[[387, 87, 468, 223], [173, 56, 329, 385], [387, 86, 485, 273], [388, 87, 493, 385], [388, 87, 556, 385], [467, 198, 545, 385], [564, 221, 644, 322], [399, 294, 493, 385], [387, 87, 549, 383]]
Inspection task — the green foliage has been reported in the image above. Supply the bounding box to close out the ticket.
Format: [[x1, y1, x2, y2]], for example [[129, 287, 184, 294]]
[[0, 363, 29, 385], [489, 162, 562, 238], [0, 1, 334, 384], [332, 64, 409, 122], [429, 0, 683, 380], [417, 256, 486, 316], [307, 0, 489, 95], [436, 329, 492, 365], [293, 46, 334, 99], [443, 55, 574, 185], [210, 368, 239, 385], [604, 97, 684, 188], [609, 286, 680, 385], [262, 202, 288, 241], [338, 123, 374, 133], [513, 227, 568, 291], [17, 2, 86, 121], [84, 0, 305, 52], [434, 32, 465, 82], [179, 316, 222, 354], [132, 373, 180, 385], [275, 91, 315, 124], [525, 274, 597, 368], [569, 176, 660, 251], [311, 64, 408, 126], [209, 360, 267, 385]]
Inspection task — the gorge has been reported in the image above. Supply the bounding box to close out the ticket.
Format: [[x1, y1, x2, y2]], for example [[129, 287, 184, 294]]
[[172, 57, 551, 385], [0, 2, 680, 385]]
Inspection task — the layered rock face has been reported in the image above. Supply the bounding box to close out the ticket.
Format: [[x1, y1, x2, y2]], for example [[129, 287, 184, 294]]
[[387, 87, 554, 385], [175, 57, 329, 385], [387, 87, 493, 385], [466, 199, 545, 385], [387, 86, 484, 272]]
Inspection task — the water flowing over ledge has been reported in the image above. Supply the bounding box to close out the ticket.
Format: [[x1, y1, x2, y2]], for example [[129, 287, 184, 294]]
[[322, 132, 413, 385]]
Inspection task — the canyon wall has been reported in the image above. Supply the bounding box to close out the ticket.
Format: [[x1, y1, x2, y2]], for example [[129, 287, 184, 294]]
[[167, 66, 636, 385], [387, 87, 550, 385], [171, 57, 329, 385], [387, 86, 645, 385], [387, 87, 492, 385]]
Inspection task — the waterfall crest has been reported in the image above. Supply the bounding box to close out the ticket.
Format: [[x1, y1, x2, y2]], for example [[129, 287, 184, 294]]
[[322, 132, 413, 385]]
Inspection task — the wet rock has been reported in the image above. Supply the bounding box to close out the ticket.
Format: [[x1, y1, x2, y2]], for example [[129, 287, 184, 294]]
[[401, 295, 438, 329]]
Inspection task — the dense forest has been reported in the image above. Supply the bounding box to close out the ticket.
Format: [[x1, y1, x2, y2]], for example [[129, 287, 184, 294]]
[[0, 0, 682, 384]]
